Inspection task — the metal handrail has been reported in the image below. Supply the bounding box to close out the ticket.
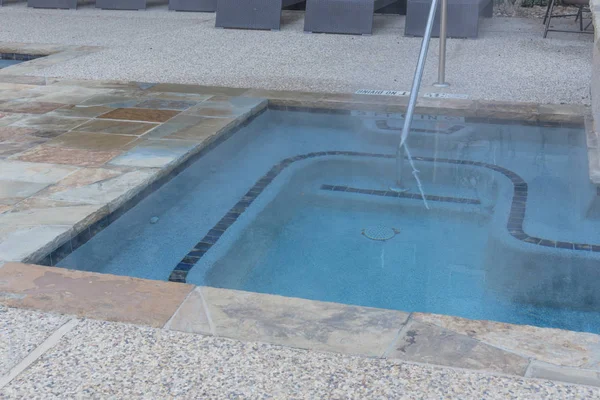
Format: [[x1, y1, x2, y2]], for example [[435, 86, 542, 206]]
[[393, 0, 448, 191]]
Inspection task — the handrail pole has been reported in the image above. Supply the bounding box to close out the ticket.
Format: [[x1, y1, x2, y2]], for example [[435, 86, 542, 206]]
[[393, 0, 440, 189], [434, 0, 450, 87]]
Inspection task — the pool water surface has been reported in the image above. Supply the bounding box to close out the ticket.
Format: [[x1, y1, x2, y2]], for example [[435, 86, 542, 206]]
[[57, 109, 600, 333]]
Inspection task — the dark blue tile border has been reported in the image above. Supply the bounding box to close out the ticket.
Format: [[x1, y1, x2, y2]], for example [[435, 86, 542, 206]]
[[0, 53, 46, 61], [169, 151, 600, 283], [320, 184, 481, 205]]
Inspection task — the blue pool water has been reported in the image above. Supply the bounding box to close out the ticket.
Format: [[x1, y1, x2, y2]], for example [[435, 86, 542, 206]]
[[58, 109, 600, 333], [0, 59, 23, 69]]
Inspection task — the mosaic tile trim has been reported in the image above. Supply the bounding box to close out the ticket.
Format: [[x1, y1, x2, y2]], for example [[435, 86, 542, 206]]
[[319, 184, 481, 205], [35, 109, 266, 267], [169, 151, 600, 283]]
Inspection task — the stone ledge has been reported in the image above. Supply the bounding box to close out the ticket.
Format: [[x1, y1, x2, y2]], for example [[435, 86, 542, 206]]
[[2, 262, 600, 386]]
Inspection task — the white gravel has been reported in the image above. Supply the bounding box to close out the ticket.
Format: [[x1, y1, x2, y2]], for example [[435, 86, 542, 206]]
[[0, 305, 71, 375], [2, 316, 600, 399], [0, 4, 593, 104]]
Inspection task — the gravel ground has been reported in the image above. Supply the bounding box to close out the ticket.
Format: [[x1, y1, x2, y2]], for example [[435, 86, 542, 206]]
[[0, 306, 71, 376], [0, 3, 593, 104], [2, 315, 600, 399]]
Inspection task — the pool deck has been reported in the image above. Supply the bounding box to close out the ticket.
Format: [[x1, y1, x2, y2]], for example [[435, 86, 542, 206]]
[[0, 4, 594, 105], [0, 73, 599, 396], [0, 19, 599, 396]]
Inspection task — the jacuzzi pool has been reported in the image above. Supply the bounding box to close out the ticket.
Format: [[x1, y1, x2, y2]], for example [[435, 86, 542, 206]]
[[55, 108, 600, 333]]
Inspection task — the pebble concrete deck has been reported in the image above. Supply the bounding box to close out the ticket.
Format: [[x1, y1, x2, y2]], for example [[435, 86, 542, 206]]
[[0, 4, 593, 105], [3, 306, 600, 399]]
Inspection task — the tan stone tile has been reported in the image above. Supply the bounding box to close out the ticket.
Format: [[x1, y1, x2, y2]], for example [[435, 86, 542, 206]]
[[141, 114, 206, 140], [135, 99, 197, 111], [14, 115, 89, 131], [0, 101, 63, 114], [39, 167, 122, 197], [201, 286, 409, 357], [241, 88, 323, 101], [16, 146, 121, 167], [98, 108, 179, 123], [387, 320, 529, 376], [0, 159, 77, 183], [43, 169, 157, 210], [0, 140, 46, 157], [0, 180, 49, 205], [475, 100, 539, 121], [164, 287, 211, 334], [413, 313, 600, 369], [538, 104, 586, 124], [148, 83, 247, 96], [46, 131, 137, 151], [0, 83, 38, 91], [0, 205, 10, 214], [48, 105, 115, 118], [0, 263, 194, 328], [73, 119, 157, 136], [0, 225, 71, 262], [0, 112, 31, 127], [527, 361, 600, 387], [0, 203, 102, 228], [153, 92, 212, 102], [165, 117, 235, 141], [78, 94, 144, 107], [0, 126, 38, 141], [11, 197, 88, 211]]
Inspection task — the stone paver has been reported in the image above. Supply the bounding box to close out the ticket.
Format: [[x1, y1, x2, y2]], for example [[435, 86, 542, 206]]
[[46, 131, 137, 151], [16, 145, 122, 167], [2, 315, 600, 399], [388, 320, 530, 376], [527, 361, 600, 387], [107, 139, 198, 168], [0, 263, 194, 328], [199, 287, 410, 357], [73, 119, 158, 135], [98, 108, 179, 123], [414, 313, 600, 369]]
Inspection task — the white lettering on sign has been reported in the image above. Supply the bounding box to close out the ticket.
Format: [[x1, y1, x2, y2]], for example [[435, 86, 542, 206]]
[[355, 89, 410, 96]]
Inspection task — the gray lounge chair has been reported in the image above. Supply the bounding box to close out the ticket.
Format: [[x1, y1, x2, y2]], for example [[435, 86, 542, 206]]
[[27, 0, 77, 8], [303, 0, 399, 35], [404, 0, 492, 38], [170, 0, 216, 11], [216, 0, 305, 30], [96, 0, 146, 9]]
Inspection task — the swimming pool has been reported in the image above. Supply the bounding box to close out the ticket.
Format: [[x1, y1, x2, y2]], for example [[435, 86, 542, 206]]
[[56, 107, 600, 333], [0, 59, 22, 69]]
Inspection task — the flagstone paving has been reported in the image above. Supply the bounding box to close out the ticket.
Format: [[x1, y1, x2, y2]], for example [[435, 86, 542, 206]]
[[0, 70, 596, 397]]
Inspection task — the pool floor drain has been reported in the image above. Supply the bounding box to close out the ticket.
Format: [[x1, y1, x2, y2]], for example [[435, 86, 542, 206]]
[[362, 226, 399, 241]]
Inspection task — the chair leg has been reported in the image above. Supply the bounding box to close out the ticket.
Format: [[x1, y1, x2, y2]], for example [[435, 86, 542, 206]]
[[544, 0, 556, 38], [579, 6, 584, 31], [543, 0, 552, 24]]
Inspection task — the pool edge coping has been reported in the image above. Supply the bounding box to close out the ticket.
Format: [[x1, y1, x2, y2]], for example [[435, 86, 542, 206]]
[[2, 261, 600, 388], [0, 77, 598, 387]]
